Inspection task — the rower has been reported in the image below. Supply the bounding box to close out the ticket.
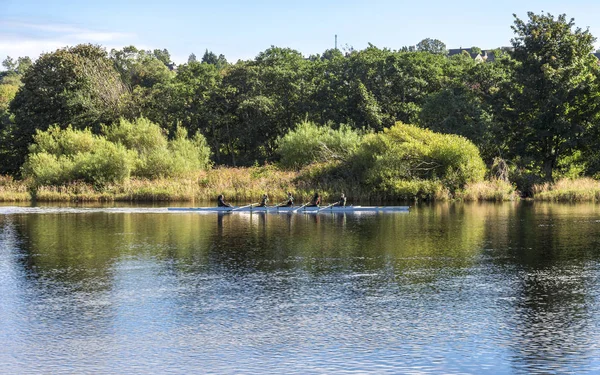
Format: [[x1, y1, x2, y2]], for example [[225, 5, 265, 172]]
[[217, 194, 233, 208], [258, 194, 269, 207], [307, 192, 321, 207], [334, 193, 347, 207], [278, 192, 294, 207]]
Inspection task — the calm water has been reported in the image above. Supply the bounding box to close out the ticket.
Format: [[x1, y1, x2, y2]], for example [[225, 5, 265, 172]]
[[1, 203, 600, 374]]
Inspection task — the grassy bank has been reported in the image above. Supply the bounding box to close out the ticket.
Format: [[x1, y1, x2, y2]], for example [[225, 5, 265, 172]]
[[532, 178, 600, 202], [0, 166, 522, 203], [0, 176, 30, 202]]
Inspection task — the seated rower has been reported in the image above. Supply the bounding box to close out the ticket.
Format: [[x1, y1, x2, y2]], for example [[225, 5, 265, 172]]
[[258, 194, 269, 207], [307, 192, 321, 207], [334, 193, 347, 207], [278, 192, 294, 207], [217, 194, 233, 208]]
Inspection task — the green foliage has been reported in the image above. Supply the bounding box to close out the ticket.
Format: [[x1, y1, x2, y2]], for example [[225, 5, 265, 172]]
[[416, 38, 448, 54], [419, 85, 497, 162], [23, 118, 212, 186], [276, 121, 362, 169], [23, 125, 135, 186], [353, 122, 486, 195], [104, 117, 212, 178], [7, 44, 129, 174], [104, 117, 167, 153], [501, 12, 600, 181]]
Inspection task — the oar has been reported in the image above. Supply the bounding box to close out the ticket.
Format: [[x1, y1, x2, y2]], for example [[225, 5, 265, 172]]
[[231, 203, 258, 211], [317, 202, 336, 212], [292, 202, 310, 212]]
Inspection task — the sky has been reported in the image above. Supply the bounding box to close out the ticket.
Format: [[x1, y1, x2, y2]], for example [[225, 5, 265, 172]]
[[2, 0, 600, 66]]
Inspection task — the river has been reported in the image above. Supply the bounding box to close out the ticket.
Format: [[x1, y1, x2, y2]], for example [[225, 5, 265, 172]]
[[1, 202, 599, 374]]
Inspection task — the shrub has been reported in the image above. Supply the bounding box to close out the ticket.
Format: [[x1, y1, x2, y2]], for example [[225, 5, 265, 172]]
[[352, 122, 486, 196], [103, 117, 167, 153], [23, 128, 135, 186], [23, 118, 212, 186], [276, 121, 362, 169], [105, 118, 212, 179]]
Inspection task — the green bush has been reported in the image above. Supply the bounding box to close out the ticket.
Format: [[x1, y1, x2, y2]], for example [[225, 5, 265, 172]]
[[103, 117, 167, 153], [276, 121, 362, 169], [352, 122, 486, 195], [72, 140, 134, 186], [23, 127, 135, 186], [23, 118, 212, 186]]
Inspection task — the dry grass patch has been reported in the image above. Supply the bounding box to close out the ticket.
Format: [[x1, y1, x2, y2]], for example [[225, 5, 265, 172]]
[[0, 176, 30, 202], [456, 180, 518, 201], [533, 178, 600, 202]]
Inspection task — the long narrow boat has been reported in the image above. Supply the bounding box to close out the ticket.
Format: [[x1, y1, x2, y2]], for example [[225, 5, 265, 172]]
[[167, 206, 409, 213]]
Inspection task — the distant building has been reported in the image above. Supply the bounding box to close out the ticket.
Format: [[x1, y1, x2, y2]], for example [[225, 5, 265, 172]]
[[167, 62, 177, 71], [448, 47, 513, 63], [450, 47, 600, 64]]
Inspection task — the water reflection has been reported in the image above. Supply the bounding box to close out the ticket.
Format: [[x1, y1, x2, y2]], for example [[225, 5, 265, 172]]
[[0, 204, 599, 373]]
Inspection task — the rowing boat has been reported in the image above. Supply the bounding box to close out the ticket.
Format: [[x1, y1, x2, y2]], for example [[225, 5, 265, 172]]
[[167, 206, 409, 213]]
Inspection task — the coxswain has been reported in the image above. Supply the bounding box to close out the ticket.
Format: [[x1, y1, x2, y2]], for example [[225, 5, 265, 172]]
[[307, 192, 321, 207], [258, 194, 269, 207], [278, 192, 294, 207], [334, 193, 347, 207], [217, 194, 233, 208]]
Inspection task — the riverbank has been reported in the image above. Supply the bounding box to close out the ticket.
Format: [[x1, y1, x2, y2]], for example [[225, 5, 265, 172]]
[[4, 168, 599, 203]]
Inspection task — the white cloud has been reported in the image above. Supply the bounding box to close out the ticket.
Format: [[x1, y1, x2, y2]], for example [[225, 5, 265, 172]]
[[0, 20, 137, 63]]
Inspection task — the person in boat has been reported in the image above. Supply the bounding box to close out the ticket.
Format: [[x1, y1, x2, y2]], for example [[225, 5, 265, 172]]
[[278, 192, 294, 207], [334, 193, 347, 207], [307, 192, 321, 207], [217, 194, 233, 208], [258, 194, 269, 207]]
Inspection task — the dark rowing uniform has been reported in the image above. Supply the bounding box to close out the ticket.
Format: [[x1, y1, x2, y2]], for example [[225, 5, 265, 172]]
[[217, 196, 232, 208], [307, 194, 321, 207], [335, 196, 347, 207], [258, 196, 269, 207], [279, 196, 294, 207]]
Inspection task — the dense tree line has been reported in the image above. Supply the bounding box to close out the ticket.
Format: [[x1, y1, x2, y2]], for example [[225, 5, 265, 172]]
[[2, 12, 600, 192]]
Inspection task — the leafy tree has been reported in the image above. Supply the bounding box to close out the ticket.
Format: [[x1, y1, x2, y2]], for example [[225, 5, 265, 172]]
[[8, 44, 129, 173], [16, 57, 33, 74], [502, 12, 600, 180], [110, 46, 173, 89], [2, 56, 17, 71], [152, 48, 171, 66], [188, 53, 197, 63], [470, 46, 482, 55], [416, 38, 447, 54], [201, 49, 228, 69]]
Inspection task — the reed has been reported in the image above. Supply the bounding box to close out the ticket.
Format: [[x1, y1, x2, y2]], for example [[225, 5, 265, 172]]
[[0, 175, 30, 202], [456, 179, 518, 201], [532, 178, 600, 202]]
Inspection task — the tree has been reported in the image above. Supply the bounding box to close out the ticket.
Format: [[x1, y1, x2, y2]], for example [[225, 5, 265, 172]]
[[416, 38, 447, 54], [502, 12, 600, 180], [2, 56, 17, 71], [8, 44, 129, 173], [470, 46, 482, 55], [16, 57, 32, 74], [201, 49, 228, 69], [110, 46, 173, 89], [188, 53, 197, 64], [152, 48, 171, 66]]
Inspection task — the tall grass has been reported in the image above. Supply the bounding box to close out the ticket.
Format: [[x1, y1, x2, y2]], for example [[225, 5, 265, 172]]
[[0, 175, 30, 202], [455, 179, 518, 201], [532, 178, 600, 202]]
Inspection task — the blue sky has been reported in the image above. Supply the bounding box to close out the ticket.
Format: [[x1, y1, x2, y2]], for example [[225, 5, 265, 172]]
[[2, 0, 600, 65]]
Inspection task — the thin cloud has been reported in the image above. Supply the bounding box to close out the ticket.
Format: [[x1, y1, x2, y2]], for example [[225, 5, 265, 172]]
[[0, 20, 137, 61]]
